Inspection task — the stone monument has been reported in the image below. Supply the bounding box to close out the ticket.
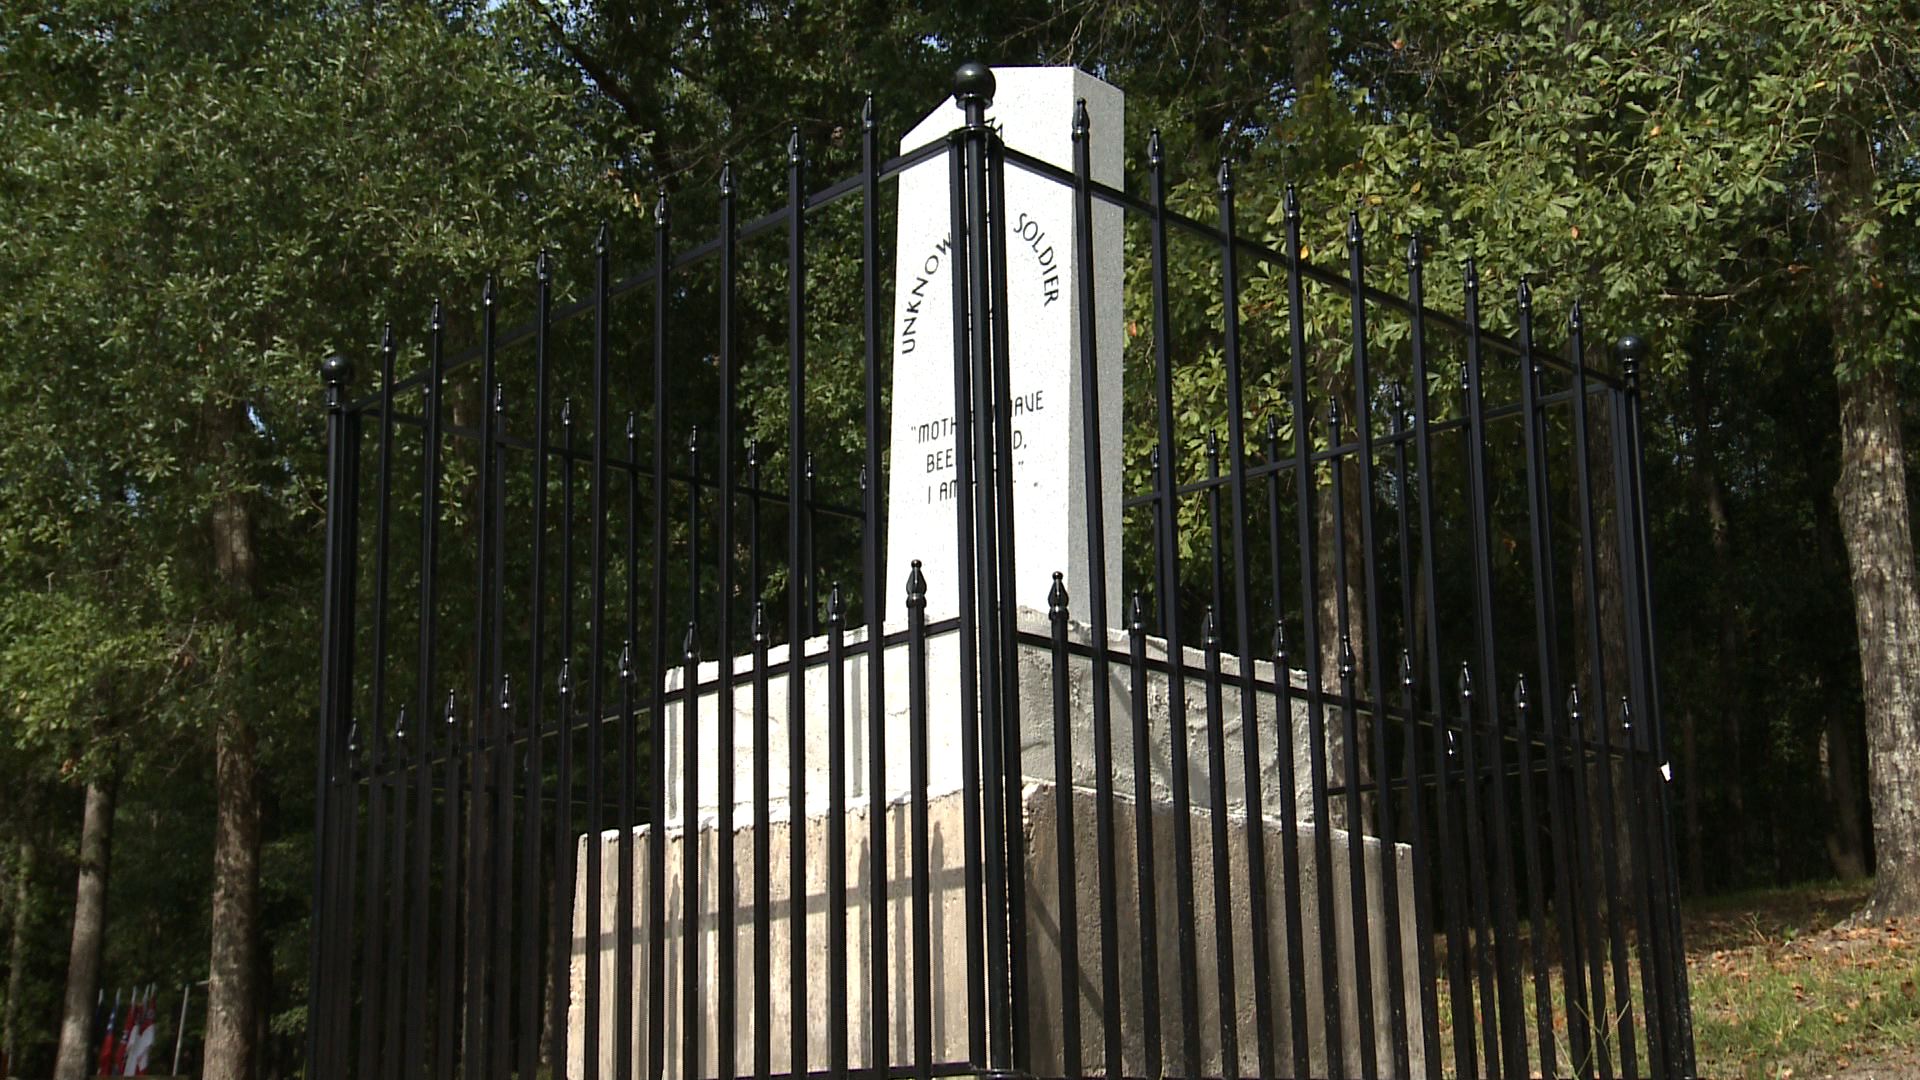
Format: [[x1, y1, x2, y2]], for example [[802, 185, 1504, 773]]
[[883, 66, 1125, 625]]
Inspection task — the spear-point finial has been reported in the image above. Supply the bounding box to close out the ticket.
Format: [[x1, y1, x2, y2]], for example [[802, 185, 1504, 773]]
[[625, 411, 636, 445], [906, 559, 928, 607], [1148, 129, 1164, 166], [1339, 635, 1356, 679], [444, 690, 457, 723], [752, 601, 767, 642], [1265, 414, 1280, 443], [719, 160, 734, 197], [829, 582, 845, 622], [483, 275, 495, 308], [1619, 696, 1633, 732], [689, 424, 700, 454], [1048, 571, 1069, 616], [561, 397, 573, 427], [1285, 183, 1301, 221], [1203, 606, 1219, 646], [1458, 661, 1474, 699], [1570, 296, 1584, 332], [1273, 619, 1290, 659], [862, 93, 875, 132], [1218, 156, 1233, 193], [858, 464, 869, 492], [394, 705, 409, 741], [1347, 209, 1362, 245], [655, 189, 669, 227], [536, 249, 551, 283], [1073, 98, 1090, 139], [618, 641, 632, 679], [1207, 430, 1221, 462], [1327, 396, 1343, 437], [382, 322, 395, 353], [558, 659, 571, 695], [1400, 648, 1414, 686], [1614, 334, 1648, 384], [1567, 684, 1583, 716], [595, 221, 609, 256], [1148, 446, 1160, 474], [746, 436, 758, 467], [1130, 590, 1145, 633], [1464, 257, 1479, 294], [431, 298, 444, 332], [1390, 380, 1405, 415], [1518, 274, 1533, 312], [493, 382, 504, 415], [346, 718, 360, 756], [1515, 674, 1529, 709], [683, 622, 698, 659], [787, 125, 802, 164], [953, 61, 995, 112], [500, 673, 514, 710], [1407, 232, 1422, 267]]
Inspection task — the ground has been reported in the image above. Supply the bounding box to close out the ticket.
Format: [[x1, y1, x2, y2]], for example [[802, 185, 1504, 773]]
[[1689, 880, 1920, 1080]]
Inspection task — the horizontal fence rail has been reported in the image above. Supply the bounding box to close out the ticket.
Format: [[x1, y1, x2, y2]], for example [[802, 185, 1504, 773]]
[[311, 65, 1695, 1080]]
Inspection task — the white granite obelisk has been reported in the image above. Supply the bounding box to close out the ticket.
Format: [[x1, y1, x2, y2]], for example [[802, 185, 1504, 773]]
[[883, 66, 1125, 624]]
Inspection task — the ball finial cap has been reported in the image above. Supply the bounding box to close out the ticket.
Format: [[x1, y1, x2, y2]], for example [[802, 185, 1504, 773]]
[[953, 61, 995, 107], [1613, 334, 1649, 373], [320, 352, 353, 389]]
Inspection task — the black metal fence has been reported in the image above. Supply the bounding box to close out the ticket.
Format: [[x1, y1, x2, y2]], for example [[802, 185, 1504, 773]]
[[311, 64, 1695, 1080]]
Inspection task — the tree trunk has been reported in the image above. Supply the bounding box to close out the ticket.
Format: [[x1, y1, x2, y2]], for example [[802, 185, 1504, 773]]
[[52, 777, 116, 1080], [1834, 362, 1920, 920], [4, 840, 34, 1074], [1827, 126, 1920, 923], [204, 403, 263, 1080]]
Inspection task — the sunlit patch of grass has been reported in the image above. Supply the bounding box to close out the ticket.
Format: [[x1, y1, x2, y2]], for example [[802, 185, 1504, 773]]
[[1689, 881, 1920, 1080]]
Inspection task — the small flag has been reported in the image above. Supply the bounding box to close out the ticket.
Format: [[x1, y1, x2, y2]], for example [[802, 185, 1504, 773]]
[[95, 992, 121, 1076], [125, 988, 157, 1076]]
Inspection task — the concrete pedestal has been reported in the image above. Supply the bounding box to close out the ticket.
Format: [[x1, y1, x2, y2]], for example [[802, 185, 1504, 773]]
[[568, 783, 1425, 1078]]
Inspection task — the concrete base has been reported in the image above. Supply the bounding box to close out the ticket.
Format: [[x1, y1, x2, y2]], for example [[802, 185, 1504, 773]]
[[568, 782, 1425, 1078]]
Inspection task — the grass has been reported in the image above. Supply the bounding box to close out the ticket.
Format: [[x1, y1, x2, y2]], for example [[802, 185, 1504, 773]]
[[1426, 880, 1920, 1078], [1689, 880, 1920, 1080]]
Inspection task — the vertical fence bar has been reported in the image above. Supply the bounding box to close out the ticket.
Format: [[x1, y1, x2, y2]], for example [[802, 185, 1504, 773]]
[[585, 224, 611, 1080], [1515, 283, 1595, 1078], [751, 602, 771, 1080], [647, 202, 672, 1080], [858, 94, 893, 1077], [1216, 159, 1276, 1079], [975, 90, 1022, 1067], [360, 328, 397, 1080], [1407, 247, 1474, 1080], [437, 684, 464, 1080], [1282, 186, 1346, 1073], [488, 334, 517, 1080], [522, 254, 553, 1080], [1454, 268, 1501, 1077], [1264, 419, 1313, 1078], [944, 103, 994, 1071], [312, 350, 353, 1080], [1345, 213, 1408, 1078], [906, 563, 934, 1077], [1565, 688, 1616, 1077], [1200, 608, 1239, 1068], [680, 614, 701, 1080], [553, 400, 579, 1080], [716, 162, 741, 1080], [1568, 308, 1642, 1078], [783, 128, 812, 1072], [1046, 575, 1083, 1072], [466, 279, 499, 1080], [1125, 593, 1163, 1076], [1387, 371, 1443, 1080], [1071, 100, 1124, 1077], [1328, 402, 1374, 1080], [1617, 335, 1696, 1074], [1146, 130, 1203, 1079], [827, 585, 849, 1077], [1496, 282, 1556, 1077]]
